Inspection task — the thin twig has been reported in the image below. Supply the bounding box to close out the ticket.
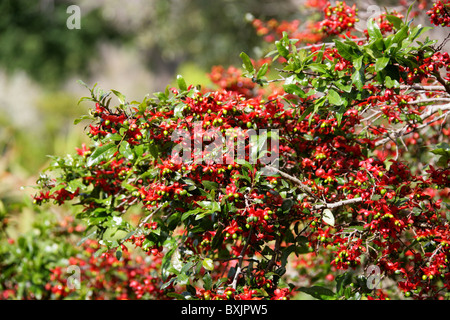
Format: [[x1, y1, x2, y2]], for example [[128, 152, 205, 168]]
[[312, 197, 364, 210], [231, 228, 253, 290], [265, 166, 315, 198]]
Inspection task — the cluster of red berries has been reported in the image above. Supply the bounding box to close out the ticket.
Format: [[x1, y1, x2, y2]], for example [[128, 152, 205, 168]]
[[427, 0, 450, 27], [318, 1, 358, 35], [420, 51, 450, 81]]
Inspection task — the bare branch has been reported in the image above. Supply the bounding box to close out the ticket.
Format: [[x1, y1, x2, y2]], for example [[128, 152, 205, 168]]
[[312, 197, 364, 210], [266, 166, 315, 197], [231, 228, 253, 290]]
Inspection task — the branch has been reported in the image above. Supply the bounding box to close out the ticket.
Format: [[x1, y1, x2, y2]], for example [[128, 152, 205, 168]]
[[399, 84, 448, 92], [231, 228, 253, 290], [265, 166, 315, 197], [407, 98, 450, 105], [266, 166, 366, 210], [296, 37, 368, 51], [375, 103, 450, 147], [312, 197, 364, 210], [420, 103, 450, 121]]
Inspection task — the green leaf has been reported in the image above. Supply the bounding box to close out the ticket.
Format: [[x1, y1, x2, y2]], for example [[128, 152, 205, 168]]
[[334, 40, 354, 61], [367, 18, 382, 40], [148, 144, 159, 160], [335, 81, 353, 93], [240, 52, 254, 73], [111, 89, 126, 104], [335, 109, 344, 127], [94, 247, 107, 258], [385, 75, 399, 88], [375, 57, 390, 72], [181, 208, 202, 222], [386, 15, 404, 30], [276, 40, 290, 58], [202, 181, 219, 190], [67, 179, 85, 193], [351, 67, 365, 91], [327, 89, 344, 106], [297, 286, 335, 300], [174, 103, 186, 118], [203, 272, 213, 290], [405, 2, 414, 22], [176, 75, 187, 91], [308, 63, 328, 74], [119, 141, 133, 160], [256, 63, 269, 79], [431, 143, 450, 156], [280, 246, 296, 267], [202, 258, 214, 271], [335, 272, 353, 295], [283, 84, 306, 98], [86, 143, 116, 166], [322, 209, 335, 226], [166, 292, 186, 300], [353, 55, 363, 71], [298, 105, 314, 123], [73, 114, 93, 124]]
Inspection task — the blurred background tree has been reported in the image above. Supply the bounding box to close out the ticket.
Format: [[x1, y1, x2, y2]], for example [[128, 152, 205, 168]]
[[0, 0, 127, 88]]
